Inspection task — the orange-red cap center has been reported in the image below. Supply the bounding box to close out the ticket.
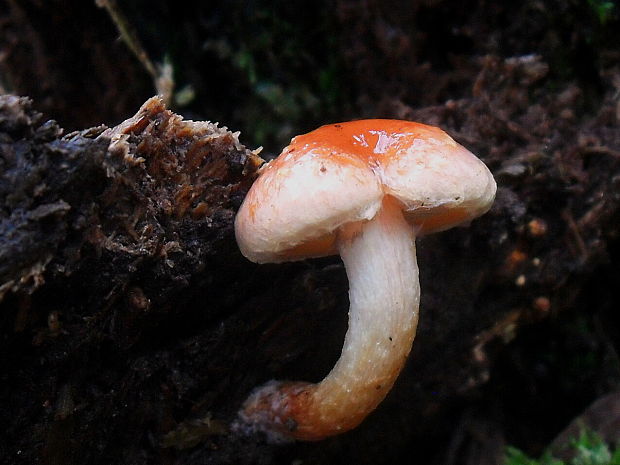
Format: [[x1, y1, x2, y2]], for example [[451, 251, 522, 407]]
[[287, 119, 448, 167]]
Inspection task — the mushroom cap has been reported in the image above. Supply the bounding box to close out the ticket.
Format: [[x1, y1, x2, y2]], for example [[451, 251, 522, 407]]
[[235, 119, 496, 263]]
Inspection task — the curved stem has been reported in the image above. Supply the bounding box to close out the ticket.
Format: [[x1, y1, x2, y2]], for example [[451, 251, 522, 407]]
[[238, 199, 420, 441]]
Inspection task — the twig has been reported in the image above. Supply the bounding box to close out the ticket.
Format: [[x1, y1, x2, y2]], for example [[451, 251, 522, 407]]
[[95, 0, 174, 103]]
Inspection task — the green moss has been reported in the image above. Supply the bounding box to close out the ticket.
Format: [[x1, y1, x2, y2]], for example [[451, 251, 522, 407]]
[[505, 447, 564, 465], [505, 429, 620, 465], [586, 0, 616, 24]]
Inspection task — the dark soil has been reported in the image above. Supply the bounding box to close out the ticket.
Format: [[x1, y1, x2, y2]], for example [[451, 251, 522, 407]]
[[0, 1, 619, 464]]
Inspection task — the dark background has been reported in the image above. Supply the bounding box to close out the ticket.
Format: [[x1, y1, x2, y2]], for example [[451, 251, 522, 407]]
[[1, 1, 619, 464]]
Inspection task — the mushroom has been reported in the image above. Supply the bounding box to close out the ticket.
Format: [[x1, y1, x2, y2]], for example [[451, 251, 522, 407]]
[[234, 119, 496, 441]]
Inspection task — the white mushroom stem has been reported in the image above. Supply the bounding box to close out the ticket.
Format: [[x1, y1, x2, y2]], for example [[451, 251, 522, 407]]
[[238, 199, 420, 441]]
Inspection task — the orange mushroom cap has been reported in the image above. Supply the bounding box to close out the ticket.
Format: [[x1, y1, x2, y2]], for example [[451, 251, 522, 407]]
[[235, 119, 496, 263]]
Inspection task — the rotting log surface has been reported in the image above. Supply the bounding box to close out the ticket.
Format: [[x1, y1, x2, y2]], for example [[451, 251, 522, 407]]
[[0, 95, 264, 464], [1, 54, 620, 465]]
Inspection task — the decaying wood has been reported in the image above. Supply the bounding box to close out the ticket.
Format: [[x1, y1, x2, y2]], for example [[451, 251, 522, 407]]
[[0, 95, 264, 464], [0, 95, 262, 301]]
